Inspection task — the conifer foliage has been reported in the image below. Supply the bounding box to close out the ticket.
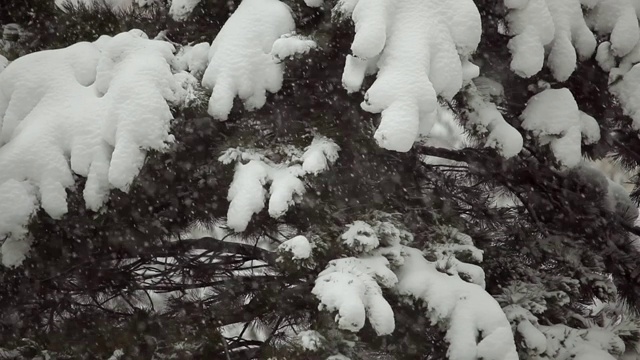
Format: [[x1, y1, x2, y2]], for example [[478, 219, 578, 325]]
[[3, 0, 640, 359]]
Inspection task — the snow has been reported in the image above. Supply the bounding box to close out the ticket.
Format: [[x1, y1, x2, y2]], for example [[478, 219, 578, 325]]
[[336, 0, 482, 152], [0, 31, 184, 266], [56, 0, 157, 10], [301, 136, 340, 175], [271, 34, 317, 62], [610, 64, 640, 130], [586, 0, 640, 57], [168, 0, 202, 21], [201, 0, 295, 120], [297, 330, 325, 351], [505, 0, 596, 80], [341, 221, 379, 253], [312, 257, 395, 335], [465, 84, 523, 158], [520, 88, 600, 167], [226, 160, 269, 232], [326, 355, 350, 360], [174, 42, 210, 77], [278, 235, 313, 260], [221, 136, 339, 232], [395, 246, 518, 360]]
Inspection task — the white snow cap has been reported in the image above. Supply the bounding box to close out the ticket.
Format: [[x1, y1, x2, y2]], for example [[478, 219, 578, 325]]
[[337, 0, 482, 152], [271, 34, 317, 62], [465, 84, 523, 158], [278, 235, 313, 260], [221, 136, 339, 232], [312, 257, 396, 335], [202, 0, 295, 120], [0, 30, 184, 266], [505, 0, 596, 80], [521, 88, 600, 167], [168, 0, 202, 21]]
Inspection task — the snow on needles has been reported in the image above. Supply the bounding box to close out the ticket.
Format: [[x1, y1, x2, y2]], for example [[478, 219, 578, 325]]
[[0, 30, 185, 266], [337, 0, 482, 152], [202, 0, 299, 120], [521, 88, 600, 167], [220, 136, 340, 232]]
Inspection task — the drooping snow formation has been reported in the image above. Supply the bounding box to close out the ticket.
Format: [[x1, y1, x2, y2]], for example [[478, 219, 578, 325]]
[[220, 136, 340, 232], [202, 0, 304, 120], [504, 0, 596, 80], [337, 0, 482, 152], [0, 30, 185, 266], [520, 88, 600, 167], [168, 0, 202, 21], [278, 235, 313, 260], [311, 218, 518, 360], [465, 83, 523, 158]]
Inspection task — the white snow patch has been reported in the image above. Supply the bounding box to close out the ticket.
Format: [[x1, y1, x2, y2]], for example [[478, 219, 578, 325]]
[[271, 34, 317, 62], [0, 31, 183, 266], [279, 235, 313, 260], [302, 136, 340, 174], [202, 0, 295, 120], [168, 0, 202, 21], [341, 221, 379, 253], [297, 330, 325, 351], [521, 88, 600, 167], [336, 0, 482, 152]]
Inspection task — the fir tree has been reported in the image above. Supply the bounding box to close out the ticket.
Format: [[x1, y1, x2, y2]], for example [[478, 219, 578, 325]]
[[2, 1, 640, 360]]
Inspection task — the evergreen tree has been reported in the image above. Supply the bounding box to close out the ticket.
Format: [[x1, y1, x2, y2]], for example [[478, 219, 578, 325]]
[[2, 0, 640, 359]]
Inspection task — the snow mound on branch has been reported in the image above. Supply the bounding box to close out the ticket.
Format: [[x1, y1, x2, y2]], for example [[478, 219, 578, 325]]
[[0, 30, 184, 266], [610, 64, 640, 130], [465, 83, 523, 158], [396, 246, 518, 360], [505, 0, 596, 80], [278, 235, 313, 260], [584, 0, 640, 58], [336, 0, 482, 152], [168, 0, 202, 21], [301, 136, 340, 174], [341, 221, 379, 253], [221, 136, 339, 232], [0, 55, 8, 73], [312, 257, 396, 335], [174, 42, 210, 77], [521, 88, 600, 167], [271, 34, 317, 62], [202, 0, 296, 120]]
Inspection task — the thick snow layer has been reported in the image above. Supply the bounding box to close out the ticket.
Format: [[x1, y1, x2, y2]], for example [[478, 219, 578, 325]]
[[202, 0, 295, 120], [465, 84, 523, 158], [278, 235, 313, 260], [611, 64, 640, 130], [521, 88, 600, 167], [336, 0, 482, 152], [301, 136, 340, 174], [168, 0, 202, 21], [585, 0, 640, 57], [312, 257, 396, 335], [395, 246, 518, 360], [0, 31, 184, 266], [174, 42, 210, 77], [271, 34, 317, 62], [222, 136, 339, 232], [505, 0, 596, 79], [341, 221, 379, 253]]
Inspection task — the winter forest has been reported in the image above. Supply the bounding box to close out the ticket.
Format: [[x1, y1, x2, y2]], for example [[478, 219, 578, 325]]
[[5, 0, 640, 359]]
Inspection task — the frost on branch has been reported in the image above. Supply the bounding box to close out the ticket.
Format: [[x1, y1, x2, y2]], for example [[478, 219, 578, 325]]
[[336, 0, 482, 152], [202, 0, 299, 120], [504, 0, 596, 80], [220, 136, 339, 232], [0, 30, 184, 267], [520, 88, 600, 168]]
